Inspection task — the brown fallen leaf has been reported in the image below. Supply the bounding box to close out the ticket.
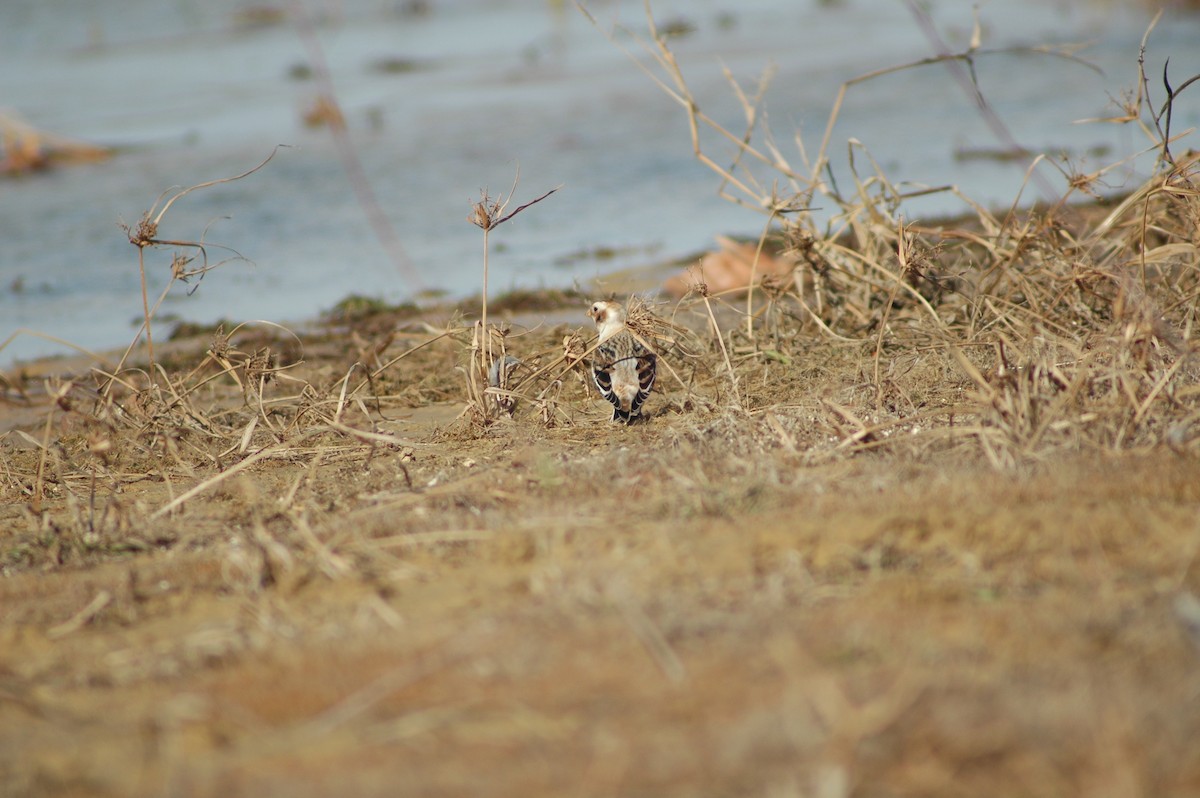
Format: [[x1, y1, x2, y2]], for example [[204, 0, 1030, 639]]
[[664, 235, 794, 297], [0, 109, 112, 176], [302, 94, 346, 130]]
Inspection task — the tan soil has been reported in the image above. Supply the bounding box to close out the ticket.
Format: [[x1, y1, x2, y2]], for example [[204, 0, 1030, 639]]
[[2, 292, 1199, 798]]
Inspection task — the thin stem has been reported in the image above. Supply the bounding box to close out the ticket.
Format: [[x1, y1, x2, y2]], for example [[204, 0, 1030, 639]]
[[31, 402, 56, 514], [700, 292, 741, 409], [744, 209, 779, 340], [481, 227, 491, 413], [139, 247, 156, 380], [288, 1, 417, 288]]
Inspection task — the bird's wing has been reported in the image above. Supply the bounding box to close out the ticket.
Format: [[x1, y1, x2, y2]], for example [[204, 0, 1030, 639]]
[[592, 340, 619, 407], [629, 351, 656, 415]]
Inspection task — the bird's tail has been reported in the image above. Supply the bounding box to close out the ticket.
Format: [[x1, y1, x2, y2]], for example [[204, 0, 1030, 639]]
[[611, 407, 637, 424]]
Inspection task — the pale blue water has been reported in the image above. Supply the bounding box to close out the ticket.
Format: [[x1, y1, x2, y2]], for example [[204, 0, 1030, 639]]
[[1, 0, 1197, 365]]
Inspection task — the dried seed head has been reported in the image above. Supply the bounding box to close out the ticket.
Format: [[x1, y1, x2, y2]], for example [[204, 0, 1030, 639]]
[[209, 324, 230, 359], [122, 212, 158, 249], [47, 378, 74, 412], [246, 347, 276, 385], [759, 273, 787, 298], [468, 191, 502, 230], [562, 332, 586, 366], [171, 252, 195, 281], [468, 183, 559, 231]]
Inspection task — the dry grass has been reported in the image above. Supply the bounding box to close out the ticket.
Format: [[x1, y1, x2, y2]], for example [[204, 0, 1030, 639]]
[[573, 1, 1200, 467], [2, 6, 1200, 798]]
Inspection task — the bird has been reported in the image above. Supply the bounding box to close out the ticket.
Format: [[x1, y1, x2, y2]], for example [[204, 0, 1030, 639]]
[[586, 300, 657, 423]]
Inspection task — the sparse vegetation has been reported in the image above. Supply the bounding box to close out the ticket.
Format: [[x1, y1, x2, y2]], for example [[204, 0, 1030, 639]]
[[2, 6, 1200, 798]]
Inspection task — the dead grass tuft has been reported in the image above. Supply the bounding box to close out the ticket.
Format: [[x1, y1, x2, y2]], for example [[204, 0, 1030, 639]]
[[569, 1, 1200, 468]]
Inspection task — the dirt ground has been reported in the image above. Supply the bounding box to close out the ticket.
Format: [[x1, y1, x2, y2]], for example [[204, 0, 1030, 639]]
[[5, 4, 1200, 791], [2, 277, 1200, 798]]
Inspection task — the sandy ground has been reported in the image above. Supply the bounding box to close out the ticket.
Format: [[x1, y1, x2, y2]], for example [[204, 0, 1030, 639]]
[[2, 294, 1200, 798], [5, 3, 1200, 790]]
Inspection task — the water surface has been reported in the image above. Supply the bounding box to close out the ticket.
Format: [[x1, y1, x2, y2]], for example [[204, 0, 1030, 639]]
[[1, 0, 1196, 365]]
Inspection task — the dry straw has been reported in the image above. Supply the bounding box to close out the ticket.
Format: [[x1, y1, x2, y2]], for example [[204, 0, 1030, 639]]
[[117, 148, 282, 383], [570, 1, 1200, 464], [2, 5, 1199, 572], [465, 173, 559, 423]]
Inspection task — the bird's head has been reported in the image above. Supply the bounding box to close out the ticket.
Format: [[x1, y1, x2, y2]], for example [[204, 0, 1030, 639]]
[[588, 300, 626, 336]]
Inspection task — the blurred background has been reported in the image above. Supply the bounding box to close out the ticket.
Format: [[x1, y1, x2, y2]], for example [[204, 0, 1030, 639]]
[[1, 0, 1197, 365]]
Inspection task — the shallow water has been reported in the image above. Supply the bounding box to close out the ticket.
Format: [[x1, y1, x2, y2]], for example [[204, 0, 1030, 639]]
[[1, 0, 1197, 365]]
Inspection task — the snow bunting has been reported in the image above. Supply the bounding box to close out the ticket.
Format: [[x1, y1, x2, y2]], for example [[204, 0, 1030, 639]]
[[587, 300, 657, 423]]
